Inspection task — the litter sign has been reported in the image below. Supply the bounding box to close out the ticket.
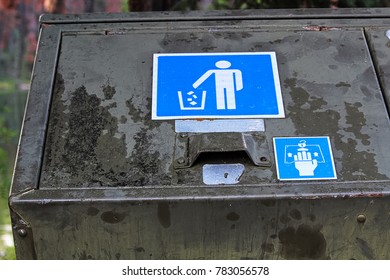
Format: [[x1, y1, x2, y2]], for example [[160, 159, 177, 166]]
[[273, 136, 337, 181], [152, 52, 284, 120]]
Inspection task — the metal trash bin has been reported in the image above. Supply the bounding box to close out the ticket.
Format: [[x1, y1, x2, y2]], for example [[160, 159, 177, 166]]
[[9, 8, 390, 259]]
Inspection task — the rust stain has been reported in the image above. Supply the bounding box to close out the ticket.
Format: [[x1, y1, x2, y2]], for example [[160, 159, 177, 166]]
[[193, 118, 217, 122], [303, 26, 339, 31], [342, 193, 384, 199]]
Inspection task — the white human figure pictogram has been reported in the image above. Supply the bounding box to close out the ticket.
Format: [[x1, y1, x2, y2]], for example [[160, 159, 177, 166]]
[[192, 60, 243, 110]]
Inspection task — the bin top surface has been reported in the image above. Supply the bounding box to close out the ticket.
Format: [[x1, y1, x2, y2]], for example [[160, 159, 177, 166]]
[[12, 9, 390, 198]]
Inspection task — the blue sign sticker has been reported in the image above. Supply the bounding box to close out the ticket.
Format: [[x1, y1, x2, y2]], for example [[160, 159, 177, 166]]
[[273, 136, 337, 181], [152, 52, 284, 120]]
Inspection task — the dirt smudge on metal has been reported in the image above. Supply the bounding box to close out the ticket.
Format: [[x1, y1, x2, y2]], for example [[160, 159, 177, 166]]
[[157, 202, 171, 228], [101, 211, 126, 224], [278, 224, 327, 259], [284, 77, 388, 180], [102, 84, 116, 100]]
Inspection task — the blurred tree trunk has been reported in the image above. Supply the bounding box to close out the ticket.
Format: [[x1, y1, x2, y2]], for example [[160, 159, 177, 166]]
[[0, 0, 16, 9], [44, 0, 65, 13], [129, 0, 152, 11], [83, 0, 106, 12], [85, 0, 95, 12], [128, 0, 180, 11], [15, 1, 27, 79]]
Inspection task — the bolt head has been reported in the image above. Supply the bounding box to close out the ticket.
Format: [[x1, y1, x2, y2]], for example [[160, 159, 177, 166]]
[[17, 228, 28, 237], [357, 214, 366, 223]]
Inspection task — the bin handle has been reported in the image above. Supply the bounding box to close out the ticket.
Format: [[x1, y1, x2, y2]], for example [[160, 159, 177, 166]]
[[174, 132, 271, 169]]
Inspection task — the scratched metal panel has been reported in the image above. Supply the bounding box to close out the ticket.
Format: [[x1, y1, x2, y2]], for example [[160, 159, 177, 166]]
[[9, 9, 390, 260]]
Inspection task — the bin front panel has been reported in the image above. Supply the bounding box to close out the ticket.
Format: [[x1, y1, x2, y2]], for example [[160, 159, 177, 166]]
[[12, 192, 390, 260]]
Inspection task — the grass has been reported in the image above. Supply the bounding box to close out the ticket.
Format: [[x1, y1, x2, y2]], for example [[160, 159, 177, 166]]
[[0, 196, 16, 260], [0, 169, 16, 260], [0, 78, 24, 260], [0, 152, 16, 260]]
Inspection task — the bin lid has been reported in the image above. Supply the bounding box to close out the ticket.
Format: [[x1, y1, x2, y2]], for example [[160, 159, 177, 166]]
[[16, 10, 390, 197]]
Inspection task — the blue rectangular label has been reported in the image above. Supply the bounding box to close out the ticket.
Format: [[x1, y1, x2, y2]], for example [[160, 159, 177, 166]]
[[152, 52, 284, 120], [273, 136, 337, 181]]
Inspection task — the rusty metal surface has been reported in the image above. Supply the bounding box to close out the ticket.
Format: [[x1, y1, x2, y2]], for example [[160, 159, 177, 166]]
[[9, 9, 390, 259]]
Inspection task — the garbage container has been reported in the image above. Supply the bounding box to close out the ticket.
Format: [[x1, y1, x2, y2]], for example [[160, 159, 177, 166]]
[[9, 8, 390, 259]]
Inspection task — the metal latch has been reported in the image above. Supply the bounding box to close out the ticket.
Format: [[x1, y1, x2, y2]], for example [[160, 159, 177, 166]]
[[174, 132, 271, 169]]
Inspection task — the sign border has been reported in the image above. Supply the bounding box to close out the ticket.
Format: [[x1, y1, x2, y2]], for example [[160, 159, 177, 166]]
[[152, 52, 284, 120]]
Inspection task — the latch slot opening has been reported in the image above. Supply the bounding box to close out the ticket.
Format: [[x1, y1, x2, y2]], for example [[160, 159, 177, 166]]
[[193, 151, 254, 166]]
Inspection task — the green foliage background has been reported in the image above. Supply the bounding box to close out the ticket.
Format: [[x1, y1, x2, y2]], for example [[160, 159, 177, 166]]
[[0, 78, 24, 260]]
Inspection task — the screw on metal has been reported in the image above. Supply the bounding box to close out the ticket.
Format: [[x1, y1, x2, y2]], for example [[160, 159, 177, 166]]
[[177, 158, 185, 164], [260, 156, 268, 162], [17, 228, 28, 238], [357, 214, 366, 224], [386, 30, 390, 40]]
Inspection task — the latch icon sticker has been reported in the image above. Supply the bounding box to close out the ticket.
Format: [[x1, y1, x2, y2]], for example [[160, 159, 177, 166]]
[[273, 136, 337, 181]]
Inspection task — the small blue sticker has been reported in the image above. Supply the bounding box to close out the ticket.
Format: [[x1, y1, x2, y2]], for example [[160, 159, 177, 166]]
[[273, 136, 337, 181]]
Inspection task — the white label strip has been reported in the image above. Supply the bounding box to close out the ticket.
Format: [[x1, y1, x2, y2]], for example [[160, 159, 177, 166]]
[[175, 119, 265, 133], [203, 164, 245, 185]]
